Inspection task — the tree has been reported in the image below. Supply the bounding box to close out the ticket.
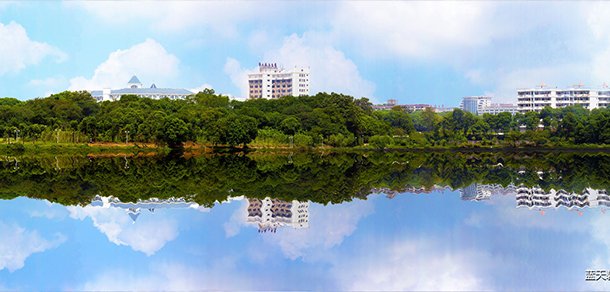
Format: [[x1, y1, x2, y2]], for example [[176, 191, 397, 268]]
[[192, 89, 229, 108], [414, 107, 439, 132], [224, 114, 258, 147], [280, 116, 301, 135], [506, 131, 522, 147], [157, 116, 189, 147]]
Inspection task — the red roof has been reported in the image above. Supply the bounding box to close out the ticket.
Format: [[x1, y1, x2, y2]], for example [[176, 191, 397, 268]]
[[541, 82, 546, 87], [578, 81, 584, 86]]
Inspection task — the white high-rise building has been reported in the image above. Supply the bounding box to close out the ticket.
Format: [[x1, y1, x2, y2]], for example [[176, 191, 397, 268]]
[[247, 63, 310, 99], [517, 82, 610, 113], [459, 96, 492, 115]]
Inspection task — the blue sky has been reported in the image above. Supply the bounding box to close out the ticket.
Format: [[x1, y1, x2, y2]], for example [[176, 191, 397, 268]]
[[2, 2, 610, 106], [1, 190, 610, 291]]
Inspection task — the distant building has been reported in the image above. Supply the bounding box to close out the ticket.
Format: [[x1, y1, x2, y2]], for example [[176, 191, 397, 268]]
[[479, 103, 519, 115], [434, 106, 458, 113], [459, 96, 492, 115], [517, 82, 610, 113], [372, 103, 431, 111], [387, 99, 397, 106], [90, 74, 195, 102], [247, 63, 310, 99]]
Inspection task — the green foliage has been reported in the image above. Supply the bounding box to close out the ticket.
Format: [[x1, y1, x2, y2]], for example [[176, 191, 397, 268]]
[[4, 151, 609, 208], [326, 133, 355, 147], [5, 87, 610, 149], [293, 133, 313, 147], [158, 116, 189, 146], [369, 135, 394, 148]]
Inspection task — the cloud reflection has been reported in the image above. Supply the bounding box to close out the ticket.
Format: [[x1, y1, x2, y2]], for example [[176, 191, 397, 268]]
[[67, 205, 178, 256], [0, 221, 66, 272]]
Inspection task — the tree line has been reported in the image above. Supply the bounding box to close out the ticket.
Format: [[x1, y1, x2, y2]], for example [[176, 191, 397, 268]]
[[1, 89, 609, 148]]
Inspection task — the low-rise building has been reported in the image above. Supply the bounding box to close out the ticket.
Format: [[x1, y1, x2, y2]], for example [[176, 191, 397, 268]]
[[517, 82, 610, 113], [479, 103, 519, 115], [90, 74, 195, 102]]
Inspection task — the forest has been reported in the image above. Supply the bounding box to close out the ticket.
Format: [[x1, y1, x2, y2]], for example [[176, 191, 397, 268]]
[[1, 89, 610, 149]]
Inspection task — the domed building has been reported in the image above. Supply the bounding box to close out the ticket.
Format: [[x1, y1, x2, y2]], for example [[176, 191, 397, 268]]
[[90, 74, 195, 102]]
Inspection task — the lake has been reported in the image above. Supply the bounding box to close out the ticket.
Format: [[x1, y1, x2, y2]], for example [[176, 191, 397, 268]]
[[1, 151, 609, 290]]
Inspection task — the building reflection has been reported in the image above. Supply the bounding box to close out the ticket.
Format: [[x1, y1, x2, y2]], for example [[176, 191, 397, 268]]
[[247, 198, 309, 233], [87, 195, 310, 231], [515, 186, 610, 210], [456, 184, 610, 213], [90, 195, 201, 222], [459, 183, 517, 201]]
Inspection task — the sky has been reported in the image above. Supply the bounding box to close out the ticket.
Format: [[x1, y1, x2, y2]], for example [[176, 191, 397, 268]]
[[1, 189, 610, 290], [2, 2, 610, 106]]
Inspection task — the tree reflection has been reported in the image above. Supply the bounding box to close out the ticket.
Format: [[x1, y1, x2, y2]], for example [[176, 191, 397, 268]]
[[3, 151, 610, 208]]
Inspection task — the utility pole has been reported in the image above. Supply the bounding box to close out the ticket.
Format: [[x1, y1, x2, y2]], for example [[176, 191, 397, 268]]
[[126, 130, 130, 145]]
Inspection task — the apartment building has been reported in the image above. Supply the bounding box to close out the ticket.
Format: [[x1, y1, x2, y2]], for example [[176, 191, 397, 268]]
[[247, 63, 310, 99], [517, 82, 610, 113]]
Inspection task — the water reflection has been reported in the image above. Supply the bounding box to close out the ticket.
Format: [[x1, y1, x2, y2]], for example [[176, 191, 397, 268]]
[[456, 183, 610, 214], [246, 198, 309, 232], [91, 195, 202, 223], [3, 152, 610, 290]]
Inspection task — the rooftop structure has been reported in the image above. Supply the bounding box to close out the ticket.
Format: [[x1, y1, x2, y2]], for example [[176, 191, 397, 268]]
[[517, 82, 610, 113], [247, 63, 309, 99], [90, 74, 195, 102]]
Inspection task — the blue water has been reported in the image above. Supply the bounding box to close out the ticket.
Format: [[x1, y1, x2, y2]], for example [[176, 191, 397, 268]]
[[0, 188, 608, 291]]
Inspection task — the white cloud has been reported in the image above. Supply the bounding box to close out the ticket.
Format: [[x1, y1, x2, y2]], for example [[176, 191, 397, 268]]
[[80, 261, 255, 291], [0, 21, 67, 75], [0, 221, 66, 272], [190, 84, 213, 94], [333, 239, 488, 291], [223, 199, 249, 238], [331, 2, 509, 61], [70, 2, 284, 38], [29, 75, 68, 88], [223, 57, 255, 99], [67, 205, 179, 256], [226, 32, 377, 101], [68, 38, 180, 91], [28, 200, 69, 220], [80, 264, 203, 291]]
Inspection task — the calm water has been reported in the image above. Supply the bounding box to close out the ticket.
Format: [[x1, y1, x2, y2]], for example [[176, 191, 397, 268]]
[[1, 151, 610, 291]]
